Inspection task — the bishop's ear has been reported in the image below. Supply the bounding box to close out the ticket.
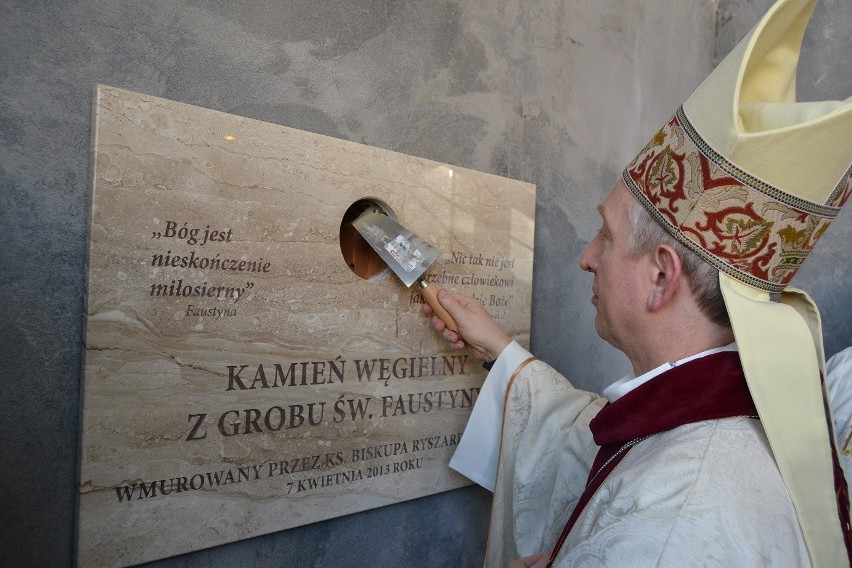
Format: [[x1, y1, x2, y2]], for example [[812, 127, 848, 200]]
[[647, 244, 683, 311]]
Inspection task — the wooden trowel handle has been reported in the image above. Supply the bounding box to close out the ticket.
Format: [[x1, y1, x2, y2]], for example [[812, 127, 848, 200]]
[[419, 281, 459, 334]]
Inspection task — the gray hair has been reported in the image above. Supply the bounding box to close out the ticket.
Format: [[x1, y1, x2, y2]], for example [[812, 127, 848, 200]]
[[627, 201, 730, 328]]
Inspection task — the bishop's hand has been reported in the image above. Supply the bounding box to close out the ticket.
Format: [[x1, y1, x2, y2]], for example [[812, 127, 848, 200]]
[[422, 288, 512, 362]]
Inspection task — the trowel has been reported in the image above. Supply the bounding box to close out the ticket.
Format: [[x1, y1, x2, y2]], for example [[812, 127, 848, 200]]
[[352, 209, 459, 333]]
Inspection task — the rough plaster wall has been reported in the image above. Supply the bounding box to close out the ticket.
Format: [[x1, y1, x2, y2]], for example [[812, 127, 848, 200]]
[[523, 0, 717, 392], [0, 1, 849, 567]]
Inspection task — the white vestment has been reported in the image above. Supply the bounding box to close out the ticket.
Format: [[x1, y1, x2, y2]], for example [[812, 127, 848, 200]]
[[453, 345, 811, 567]]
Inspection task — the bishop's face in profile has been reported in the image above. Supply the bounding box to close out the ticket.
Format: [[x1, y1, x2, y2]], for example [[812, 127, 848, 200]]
[[579, 181, 653, 359]]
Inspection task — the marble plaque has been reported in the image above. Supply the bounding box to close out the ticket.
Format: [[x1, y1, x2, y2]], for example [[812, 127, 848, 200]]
[[79, 85, 535, 567]]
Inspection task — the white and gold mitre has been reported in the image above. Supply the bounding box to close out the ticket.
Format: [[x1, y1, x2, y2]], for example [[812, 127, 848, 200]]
[[622, 0, 852, 565]]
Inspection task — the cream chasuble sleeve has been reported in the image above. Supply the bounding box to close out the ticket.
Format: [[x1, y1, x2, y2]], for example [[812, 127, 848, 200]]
[[483, 360, 605, 566], [449, 341, 535, 490], [449, 344, 606, 564]]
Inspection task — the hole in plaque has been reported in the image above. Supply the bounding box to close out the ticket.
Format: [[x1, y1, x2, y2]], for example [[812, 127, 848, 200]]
[[340, 198, 397, 281]]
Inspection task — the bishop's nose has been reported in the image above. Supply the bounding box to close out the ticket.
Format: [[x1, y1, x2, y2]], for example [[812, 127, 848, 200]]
[[579, 234, 600, 273]]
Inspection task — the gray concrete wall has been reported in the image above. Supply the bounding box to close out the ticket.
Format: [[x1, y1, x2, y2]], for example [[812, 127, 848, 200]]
[[1, 1, 849, 566]]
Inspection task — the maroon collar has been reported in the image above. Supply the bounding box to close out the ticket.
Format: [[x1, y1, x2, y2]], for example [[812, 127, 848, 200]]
[[590, 351, 757, 446]]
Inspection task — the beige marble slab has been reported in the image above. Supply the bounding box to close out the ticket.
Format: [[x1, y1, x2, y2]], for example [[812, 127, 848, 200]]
[[79, 85, 535, 567]]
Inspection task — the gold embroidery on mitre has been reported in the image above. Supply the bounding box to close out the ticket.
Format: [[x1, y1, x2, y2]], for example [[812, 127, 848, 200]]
[[622, 107, 846, 293]]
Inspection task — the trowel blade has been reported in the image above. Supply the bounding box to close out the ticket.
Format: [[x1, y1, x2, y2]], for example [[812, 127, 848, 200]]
[[351, 210, 442, 288]]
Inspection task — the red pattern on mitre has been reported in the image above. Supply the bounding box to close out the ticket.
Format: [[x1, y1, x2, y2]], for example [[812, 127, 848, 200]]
[[623, 106, 852, 293]]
